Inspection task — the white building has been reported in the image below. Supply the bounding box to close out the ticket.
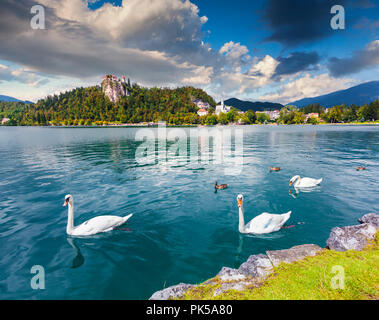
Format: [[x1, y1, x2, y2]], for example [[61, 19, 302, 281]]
[[1, 118, 10, 125], [193, 99, 210, 110], [256, 110, 280, 120], [215, 100, 231, 115], [197, 108, 208, 116], [305, 113, 319, 120]]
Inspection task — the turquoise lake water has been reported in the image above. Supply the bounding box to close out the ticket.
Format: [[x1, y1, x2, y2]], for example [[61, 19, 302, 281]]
[[0, 125, 378, 299]]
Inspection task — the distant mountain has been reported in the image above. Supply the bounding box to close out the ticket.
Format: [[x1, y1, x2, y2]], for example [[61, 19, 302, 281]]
[[0, 95, 33, 104], [223, 98, 284, 112], [289, 81, 379, 108]]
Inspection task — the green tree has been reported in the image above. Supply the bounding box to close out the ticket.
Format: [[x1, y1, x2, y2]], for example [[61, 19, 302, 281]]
[[218, 112, 228, 124], [226, 110, 236, 123], [246, 110, 256, 124], [278, 105, 297, 124], [307, 116, 319, 125], [205, 114, 218, 125], [293, 112, 305, 124], [257, 112, 270, 123], [328, 106, 342, 123]]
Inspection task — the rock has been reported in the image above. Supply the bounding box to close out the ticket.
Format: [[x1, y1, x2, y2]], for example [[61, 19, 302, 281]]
[[266, 244, 322, 267], [101, 75, 128, 103], [149, 283, 194, 300], [358, 213, 379, 228], [326, 223, 377, 252], [216, 267, 246, 281], [238, 254, 273, 278]]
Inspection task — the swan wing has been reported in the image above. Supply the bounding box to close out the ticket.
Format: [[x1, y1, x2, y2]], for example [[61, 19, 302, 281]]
[[297, 177, 322, 187], [72, 215, 131, 236], [245, 211, 291, 234]]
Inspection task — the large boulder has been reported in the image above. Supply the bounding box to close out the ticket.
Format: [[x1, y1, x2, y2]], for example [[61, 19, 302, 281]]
[[358, 213, 379, 228], [238, 254, 273, 278], [326, 223, 377, 252], [149, 283, 194, 300], [266, 244, 322, 267]]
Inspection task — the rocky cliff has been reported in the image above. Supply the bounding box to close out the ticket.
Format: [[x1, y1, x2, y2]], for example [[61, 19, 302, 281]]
[[101, 75, 128, 103]]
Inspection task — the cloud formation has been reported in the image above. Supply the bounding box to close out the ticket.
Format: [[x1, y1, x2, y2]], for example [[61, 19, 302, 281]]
[[262, 0, 346, 46], [327, 40, 379, 77], [274, 51, 320, 77], [0, 64, 49, 87], [259, 73, 354, 104], [0, 0, 215, 88], [0, 0, 376, 103]]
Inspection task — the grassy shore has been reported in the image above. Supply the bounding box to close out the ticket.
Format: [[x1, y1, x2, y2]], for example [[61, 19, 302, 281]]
[[178, 233, 379, 300]]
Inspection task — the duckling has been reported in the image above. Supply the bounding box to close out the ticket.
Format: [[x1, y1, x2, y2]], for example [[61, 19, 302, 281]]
[[269, 166, 281, 171], [214, 181, 228, 190], [356, 166, 366, 171]]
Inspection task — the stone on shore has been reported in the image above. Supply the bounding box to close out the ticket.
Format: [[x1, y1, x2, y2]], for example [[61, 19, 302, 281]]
[[358, 213, 379, 228], [216, 267, 246, 281], [238, 254, 273, 278], [149, 283, 194, 300], [266, 244, 323, 267], [326, 223, 377, 252]]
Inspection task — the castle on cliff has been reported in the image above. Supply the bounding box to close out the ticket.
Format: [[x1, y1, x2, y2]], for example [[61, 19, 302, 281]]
[[101, 74, 129, 103]]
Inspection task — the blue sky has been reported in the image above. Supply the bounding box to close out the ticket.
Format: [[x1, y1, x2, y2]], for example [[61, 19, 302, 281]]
[[0, 0, 378, 103]]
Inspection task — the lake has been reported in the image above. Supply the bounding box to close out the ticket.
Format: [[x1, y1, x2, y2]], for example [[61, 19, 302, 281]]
[[0, 125, 378, 299]]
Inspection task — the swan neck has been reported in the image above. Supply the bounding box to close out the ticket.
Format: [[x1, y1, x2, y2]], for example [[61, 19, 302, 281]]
[[67, 202, 74, 234], [238, 205, 245, 233]]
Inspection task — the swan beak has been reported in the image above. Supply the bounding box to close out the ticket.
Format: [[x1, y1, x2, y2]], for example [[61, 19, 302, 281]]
[[289, 181, 293, 186], [238, 199, 243, 207], [63, 200, 69, 207]]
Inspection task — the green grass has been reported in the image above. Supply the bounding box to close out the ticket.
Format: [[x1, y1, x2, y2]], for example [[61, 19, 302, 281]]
[[179, 233, 379, 300]]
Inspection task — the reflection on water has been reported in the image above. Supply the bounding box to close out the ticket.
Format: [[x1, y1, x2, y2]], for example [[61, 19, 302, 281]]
[[0, 125, 378, 299], [289, 185, 323, 198], [67, 238, 85, 269]]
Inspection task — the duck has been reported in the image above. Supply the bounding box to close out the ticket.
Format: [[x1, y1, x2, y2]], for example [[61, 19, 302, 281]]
[[63, 195, 133, 236], [237, 194, 291, 234], [289, 175, 322, 188], [356, 166, 366, 171], [214, 181, 228, 190], [269, 166, 281, 171]]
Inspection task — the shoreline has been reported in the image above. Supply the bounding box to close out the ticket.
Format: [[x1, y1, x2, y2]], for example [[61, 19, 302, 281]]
[[1, 122, 379, 128], [150, 213, 379, 300]]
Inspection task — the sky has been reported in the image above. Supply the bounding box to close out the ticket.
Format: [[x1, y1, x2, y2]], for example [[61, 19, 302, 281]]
[[0, 0, 378, 104]]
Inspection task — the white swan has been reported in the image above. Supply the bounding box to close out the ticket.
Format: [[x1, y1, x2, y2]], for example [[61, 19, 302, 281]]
[[63, 195, 133, 236], [289, 175, 322, 188], [237, 194, 291, 234]]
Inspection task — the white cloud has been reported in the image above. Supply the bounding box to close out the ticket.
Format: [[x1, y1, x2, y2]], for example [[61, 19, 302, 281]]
[[0, 0, 213, 87], [367, 39, 379, 51], [39, 0, 209, 60], [211, 54, 280, 98], [182, 65, 213, 85], [258, 73, 355, 104], [0, 64, 49, 87], [219, 41, 250, 68]]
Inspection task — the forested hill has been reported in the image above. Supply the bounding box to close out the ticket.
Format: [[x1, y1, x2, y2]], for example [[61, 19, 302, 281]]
[[223, 98, 283, 111], [2, 84, 216, 126]]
